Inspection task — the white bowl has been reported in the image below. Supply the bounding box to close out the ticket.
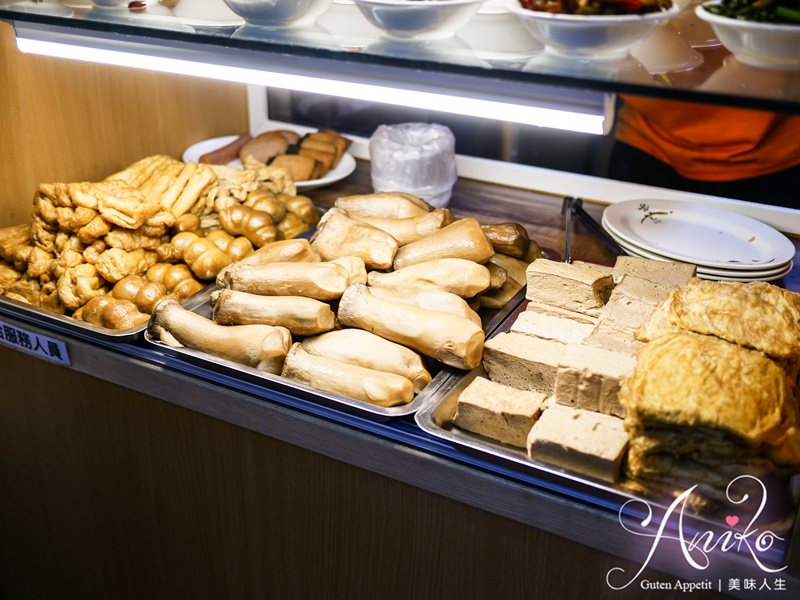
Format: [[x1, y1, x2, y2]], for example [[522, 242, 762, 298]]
[[351, 0, 486, 40], [505, 0, 679, 60], [695, 2, 800, 70], [221, 0, 332, 27]]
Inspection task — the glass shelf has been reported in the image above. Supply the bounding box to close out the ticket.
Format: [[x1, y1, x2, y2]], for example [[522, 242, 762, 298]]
[[2, 0, 800, 114]]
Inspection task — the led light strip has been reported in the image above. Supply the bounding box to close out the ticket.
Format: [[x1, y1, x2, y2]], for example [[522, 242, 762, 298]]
[[16, 36, 607, 135]]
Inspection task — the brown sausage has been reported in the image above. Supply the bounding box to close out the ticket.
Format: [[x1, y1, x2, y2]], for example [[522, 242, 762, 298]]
[[199, 133, 252, 164]]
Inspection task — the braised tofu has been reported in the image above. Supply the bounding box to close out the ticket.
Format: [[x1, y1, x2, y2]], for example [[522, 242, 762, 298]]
[[526, 405, 628, 483], [454, 376, 547, 447], [482, 332, 565, 395], [526, 259, 613, 317]]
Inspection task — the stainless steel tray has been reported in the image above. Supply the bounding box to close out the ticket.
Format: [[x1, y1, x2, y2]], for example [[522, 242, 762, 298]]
[[414, 305, 799, 560], [144, 286, 527, 420], [0, 285, 213, 343]]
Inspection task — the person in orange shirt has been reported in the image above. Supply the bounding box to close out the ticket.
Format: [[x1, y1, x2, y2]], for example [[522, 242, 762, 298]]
[[609, 96, 800, 208]]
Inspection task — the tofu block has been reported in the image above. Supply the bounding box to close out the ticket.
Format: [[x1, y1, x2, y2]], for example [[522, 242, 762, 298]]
[[527, 405, 628, 483], [510, 308, 594, 345], [525, 302, 597, 325], [483, 332, 565, 394], [454, 376, 547, 447], [613, 274, 672, 304], [612, 256, 696, 288], [600, 291, 659, 331], [526, 259, 614, 317], [584, 319, 644, 356], [635, 292, 678, 343], [554, 343, 637, 417]]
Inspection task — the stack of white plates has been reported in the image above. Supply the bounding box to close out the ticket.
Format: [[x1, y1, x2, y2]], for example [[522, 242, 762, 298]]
[[602, 200, 796, 282]]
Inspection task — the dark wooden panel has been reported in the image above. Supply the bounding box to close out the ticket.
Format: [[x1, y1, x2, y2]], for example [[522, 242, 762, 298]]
[[0, 345, 723, 600]]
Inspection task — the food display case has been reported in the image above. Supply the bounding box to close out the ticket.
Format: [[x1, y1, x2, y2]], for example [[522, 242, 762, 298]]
[[1, 2, 800, 598]]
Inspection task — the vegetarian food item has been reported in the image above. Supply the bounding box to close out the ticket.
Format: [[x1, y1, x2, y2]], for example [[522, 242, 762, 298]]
[[367, 258, 491, 298], [454, 376, 547, 448], [553, 343, 636, 418], [392, 218, 494, 270], [337, 284, 485, 370], [311, 208, 399, 270], [334, 192, 432, 219], [301, 328, 432, 393], [526, 258, 614, 317], [527, 405, 629, 484], [212, 289, 336, 336], [149, 299, 291, 373], [345, 208, 453, 246], [218, 261, 350, 300], [481, 223, 530, 259], [281, 343, 415, 407], [482, 332, 566, 394], [367, 286, 482, 326]]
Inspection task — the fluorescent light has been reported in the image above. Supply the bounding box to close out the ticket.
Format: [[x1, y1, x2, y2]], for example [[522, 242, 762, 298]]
[[16, 36, 608, 135]]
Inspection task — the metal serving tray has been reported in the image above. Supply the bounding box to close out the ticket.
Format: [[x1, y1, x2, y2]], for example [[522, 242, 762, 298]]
[[144, 286, 526, 420], [0, 286, 212, 344], [414, 305, 800, 562]]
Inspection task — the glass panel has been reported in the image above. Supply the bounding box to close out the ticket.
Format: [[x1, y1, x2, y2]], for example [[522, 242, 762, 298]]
[[3, 0, 800, 112]]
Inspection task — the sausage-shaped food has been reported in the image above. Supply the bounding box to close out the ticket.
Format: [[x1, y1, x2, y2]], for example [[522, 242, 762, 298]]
[[367, 258, 491, 299], [149, 299, 291, 373], [218, 261, 349, 301], [393, 218, 494, 270], [302, 328, 432, 393], [211, 289, 335, 336], [337, 284, 485, 370], [282, 343, 415, 407]]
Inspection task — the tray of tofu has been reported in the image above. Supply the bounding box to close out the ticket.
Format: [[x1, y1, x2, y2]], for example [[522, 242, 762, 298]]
[[416, 253, 800, 551], [416, 255, 699, 499]]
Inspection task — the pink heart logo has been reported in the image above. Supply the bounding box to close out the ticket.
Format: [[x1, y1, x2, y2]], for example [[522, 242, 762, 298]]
[[725, 515, 739, 527]]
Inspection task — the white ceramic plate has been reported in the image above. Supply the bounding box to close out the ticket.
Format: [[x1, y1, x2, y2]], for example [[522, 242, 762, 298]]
[[182, 135, 357, 191], [603, 199, 795, 270], [602, 219, 793, 279]]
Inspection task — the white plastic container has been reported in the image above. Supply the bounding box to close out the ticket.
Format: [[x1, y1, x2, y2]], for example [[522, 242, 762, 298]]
[[369, 123, 457, 208]]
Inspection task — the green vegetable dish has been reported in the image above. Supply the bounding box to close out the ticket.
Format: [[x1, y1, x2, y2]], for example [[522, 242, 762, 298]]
[[706, 0, 800, 24]]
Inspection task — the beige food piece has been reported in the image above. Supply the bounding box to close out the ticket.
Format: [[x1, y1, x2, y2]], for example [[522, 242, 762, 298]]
[[219, 261, 349, 301], [486, 262, 507, 291], [77, 215, 112, 245], [482, 332, 565, 395], [5, 276, 41, 306], [282, 343, 414, 407], [211, 289, 335, 336], [526, 259, 614, 317], [367, 286, 481, 326], [554, 343, 636, 417], [620, 331, 800, 465], [302, 328, 431, 393], [330, 256, 368, 285], [600, 290, 660, 332], [104, 227, 162, 252], [338, 284, 485, 370], [612, 256, 696, 287], [311, 208, 398, 270], [478, 277, 524, 310], [487, 253, 528, 285], [215, 239, 320, 284], [95, 248, 157, 283], [669, 279, 800, 359], [334, 192, 432, 219], [205, 230, 254, 263], [585, 319, 645, 355], [347, 208, 452, 246], [613, 274, 673, 304], [527, 405, 628, 483], [283, 194, 319, 226], [218, 204, 277, 248], [149, 299, 291, 373], [454, 376, 546, 447], [0, 262, 22, 294], [635, 293, 678, 343], [56, 263, 109, 310], [481, 223, 530, 259], [393, 218, 494, 270], [26, 247, 53, 279], [245, 190, 287, 224], [91, 181, 160, 230], [510, 309, 593, 345], [367, 258, 491, 298], [104, 154, 181, 189]]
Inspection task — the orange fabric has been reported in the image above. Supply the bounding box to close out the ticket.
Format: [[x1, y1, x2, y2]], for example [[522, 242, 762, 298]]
[[614, 96, 800, 182]]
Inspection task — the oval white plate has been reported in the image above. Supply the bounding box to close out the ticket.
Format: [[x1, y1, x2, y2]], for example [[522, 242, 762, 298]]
[[603, 199, 795, 270], [602, 218, 793, 279], [182, 135, 357, 192]]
